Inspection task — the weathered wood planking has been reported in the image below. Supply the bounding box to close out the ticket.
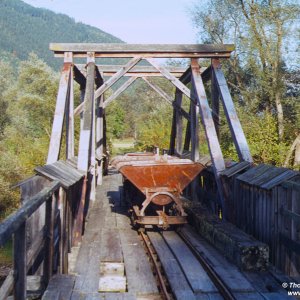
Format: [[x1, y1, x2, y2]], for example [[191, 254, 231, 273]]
[[119, 229, 159, 296], [180, 226, 255, 293], [71, 291, 137, 299], [162, 231, 217, 293], [50, 43, 234, 58], [200, 160, 300, 278], [100, 228, 123, 263], [47, 61, 72, 164], [147, 231, 196, 300], [42, 274, 75, 300], [35, 161, 83, 189]]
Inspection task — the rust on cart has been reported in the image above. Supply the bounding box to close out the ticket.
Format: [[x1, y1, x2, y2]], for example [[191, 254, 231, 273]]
[[112, 153, 205, 229]]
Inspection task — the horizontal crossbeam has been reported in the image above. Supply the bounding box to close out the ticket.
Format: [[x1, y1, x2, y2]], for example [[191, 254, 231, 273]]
[[50, 43, 234, 58], [75, 64, 189, 77]]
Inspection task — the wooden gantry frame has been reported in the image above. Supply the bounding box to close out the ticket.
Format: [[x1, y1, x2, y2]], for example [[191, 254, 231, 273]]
[[47, 43, 252, 218]]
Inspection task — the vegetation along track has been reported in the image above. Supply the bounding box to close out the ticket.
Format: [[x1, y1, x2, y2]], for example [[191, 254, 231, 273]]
[[140, 228, 235, 300]]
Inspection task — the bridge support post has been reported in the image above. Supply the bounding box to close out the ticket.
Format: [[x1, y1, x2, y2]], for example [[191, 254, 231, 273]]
[[211, 59, 252, 163], [47, 53, 72, 164], [191, 58, 227, 218], [95, 68, 104, 186], [65, 53, 74, 159]]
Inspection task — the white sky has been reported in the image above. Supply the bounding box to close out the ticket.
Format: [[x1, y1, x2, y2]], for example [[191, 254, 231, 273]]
[[22, 0, 199, 44]]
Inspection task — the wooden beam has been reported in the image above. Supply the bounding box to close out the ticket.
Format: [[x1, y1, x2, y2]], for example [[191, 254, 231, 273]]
[[104, 77, 137, 108], [44, 193, 55, 286], [47, 59, 72, 164], [146, 58, 195, 102], [96, 94, 104, 186], [191, 58, 226, 215], [141, 77, 190, 121], [179, 66, 191, 84], [76, 64, 188, 77], [201, 65, 212, 82], [169, 109, 176, 156], [74, 57, 141, 115], [212, 59, 252, 163], [73, 65, 86, 88], [211, 65, 220, 139], [50, 43, 235, 58], [13, 224, 26, 300], [190, 91, 200, 162], [175, 89, 183, 155], [65, 52, 74, 159], [95, 68, 104, 186], [77, 54, 95, 172], [184, 112, 191, 151]]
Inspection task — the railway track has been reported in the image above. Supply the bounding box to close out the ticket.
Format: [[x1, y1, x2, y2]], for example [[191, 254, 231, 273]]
[[140, 226, 236, 300]]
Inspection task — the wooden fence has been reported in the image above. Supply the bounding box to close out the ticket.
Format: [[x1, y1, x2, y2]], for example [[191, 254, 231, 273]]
[[0, 162, 86, 300], [197, 162, 300, 280]]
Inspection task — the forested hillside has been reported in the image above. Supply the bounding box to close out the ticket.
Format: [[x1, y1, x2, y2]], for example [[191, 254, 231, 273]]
[[0, 0, 123, 69]]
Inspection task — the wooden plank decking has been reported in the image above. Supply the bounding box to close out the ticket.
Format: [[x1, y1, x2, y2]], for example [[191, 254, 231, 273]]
[[43, 171, 159, 300]]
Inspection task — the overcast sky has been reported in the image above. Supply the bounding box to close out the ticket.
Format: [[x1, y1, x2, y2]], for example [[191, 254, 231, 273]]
[[22, 0, 198, 44]]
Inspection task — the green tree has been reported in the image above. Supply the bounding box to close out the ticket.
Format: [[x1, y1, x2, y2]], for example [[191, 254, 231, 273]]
[[191, 0, 300, 166], [0, 54, 58, 219]]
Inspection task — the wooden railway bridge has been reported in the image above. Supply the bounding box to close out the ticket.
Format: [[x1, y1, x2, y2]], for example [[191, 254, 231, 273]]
[[0, 44, 299, 300]]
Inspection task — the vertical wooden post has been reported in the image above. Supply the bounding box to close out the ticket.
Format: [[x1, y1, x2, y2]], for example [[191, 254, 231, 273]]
[[58, 188, 68, 274], [47, 53, 72, 164], [66, 53, 74, 159], [211, 64, 220, 139], [183, 107, 191, 152], [175, 89, 183, 155], [77, 52, 95, 172], [13, 223, 26, 300], [211, 59, 252, 163], [44, 194, 55, 286], [191, 58, 227, 217], [190, 87, 200, 162], [95, 69, 104, 186], [96, 94, 104, 185], [169, 107, 176, 155]]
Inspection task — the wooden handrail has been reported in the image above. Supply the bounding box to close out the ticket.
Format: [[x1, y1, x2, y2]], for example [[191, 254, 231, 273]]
[[0, 180, 60, 246]]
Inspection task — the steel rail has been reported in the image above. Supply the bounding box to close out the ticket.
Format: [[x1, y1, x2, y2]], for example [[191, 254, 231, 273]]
[[140, 231, 172, 300], [177, 229, 236, 300]]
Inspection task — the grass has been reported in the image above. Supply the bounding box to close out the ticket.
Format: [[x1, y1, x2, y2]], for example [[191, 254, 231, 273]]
[[112, 138, 136, 155], [0, 240, 13, 266]]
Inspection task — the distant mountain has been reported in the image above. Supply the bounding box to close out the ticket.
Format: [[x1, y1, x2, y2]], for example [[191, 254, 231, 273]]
[[0, 0, 124, 69]]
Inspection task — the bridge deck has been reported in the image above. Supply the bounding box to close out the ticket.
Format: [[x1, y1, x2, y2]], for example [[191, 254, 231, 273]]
[[42, 171, 292, 300], [43, 171, 159, 299]]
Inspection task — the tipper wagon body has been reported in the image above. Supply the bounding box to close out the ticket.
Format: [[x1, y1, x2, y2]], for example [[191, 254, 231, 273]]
[[112, 153, 205, 229]]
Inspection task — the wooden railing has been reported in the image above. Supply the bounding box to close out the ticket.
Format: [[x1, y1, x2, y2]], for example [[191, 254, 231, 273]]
[[0, 181, 60, 300], [0, 172, 86, 300]]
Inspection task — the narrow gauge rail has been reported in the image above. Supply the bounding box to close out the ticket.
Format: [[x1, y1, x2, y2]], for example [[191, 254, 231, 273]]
[[140, 228, 235, 300]]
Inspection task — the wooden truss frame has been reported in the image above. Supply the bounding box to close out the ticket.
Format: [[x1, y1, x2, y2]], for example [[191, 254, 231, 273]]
[[47, 43, 252, 217]]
